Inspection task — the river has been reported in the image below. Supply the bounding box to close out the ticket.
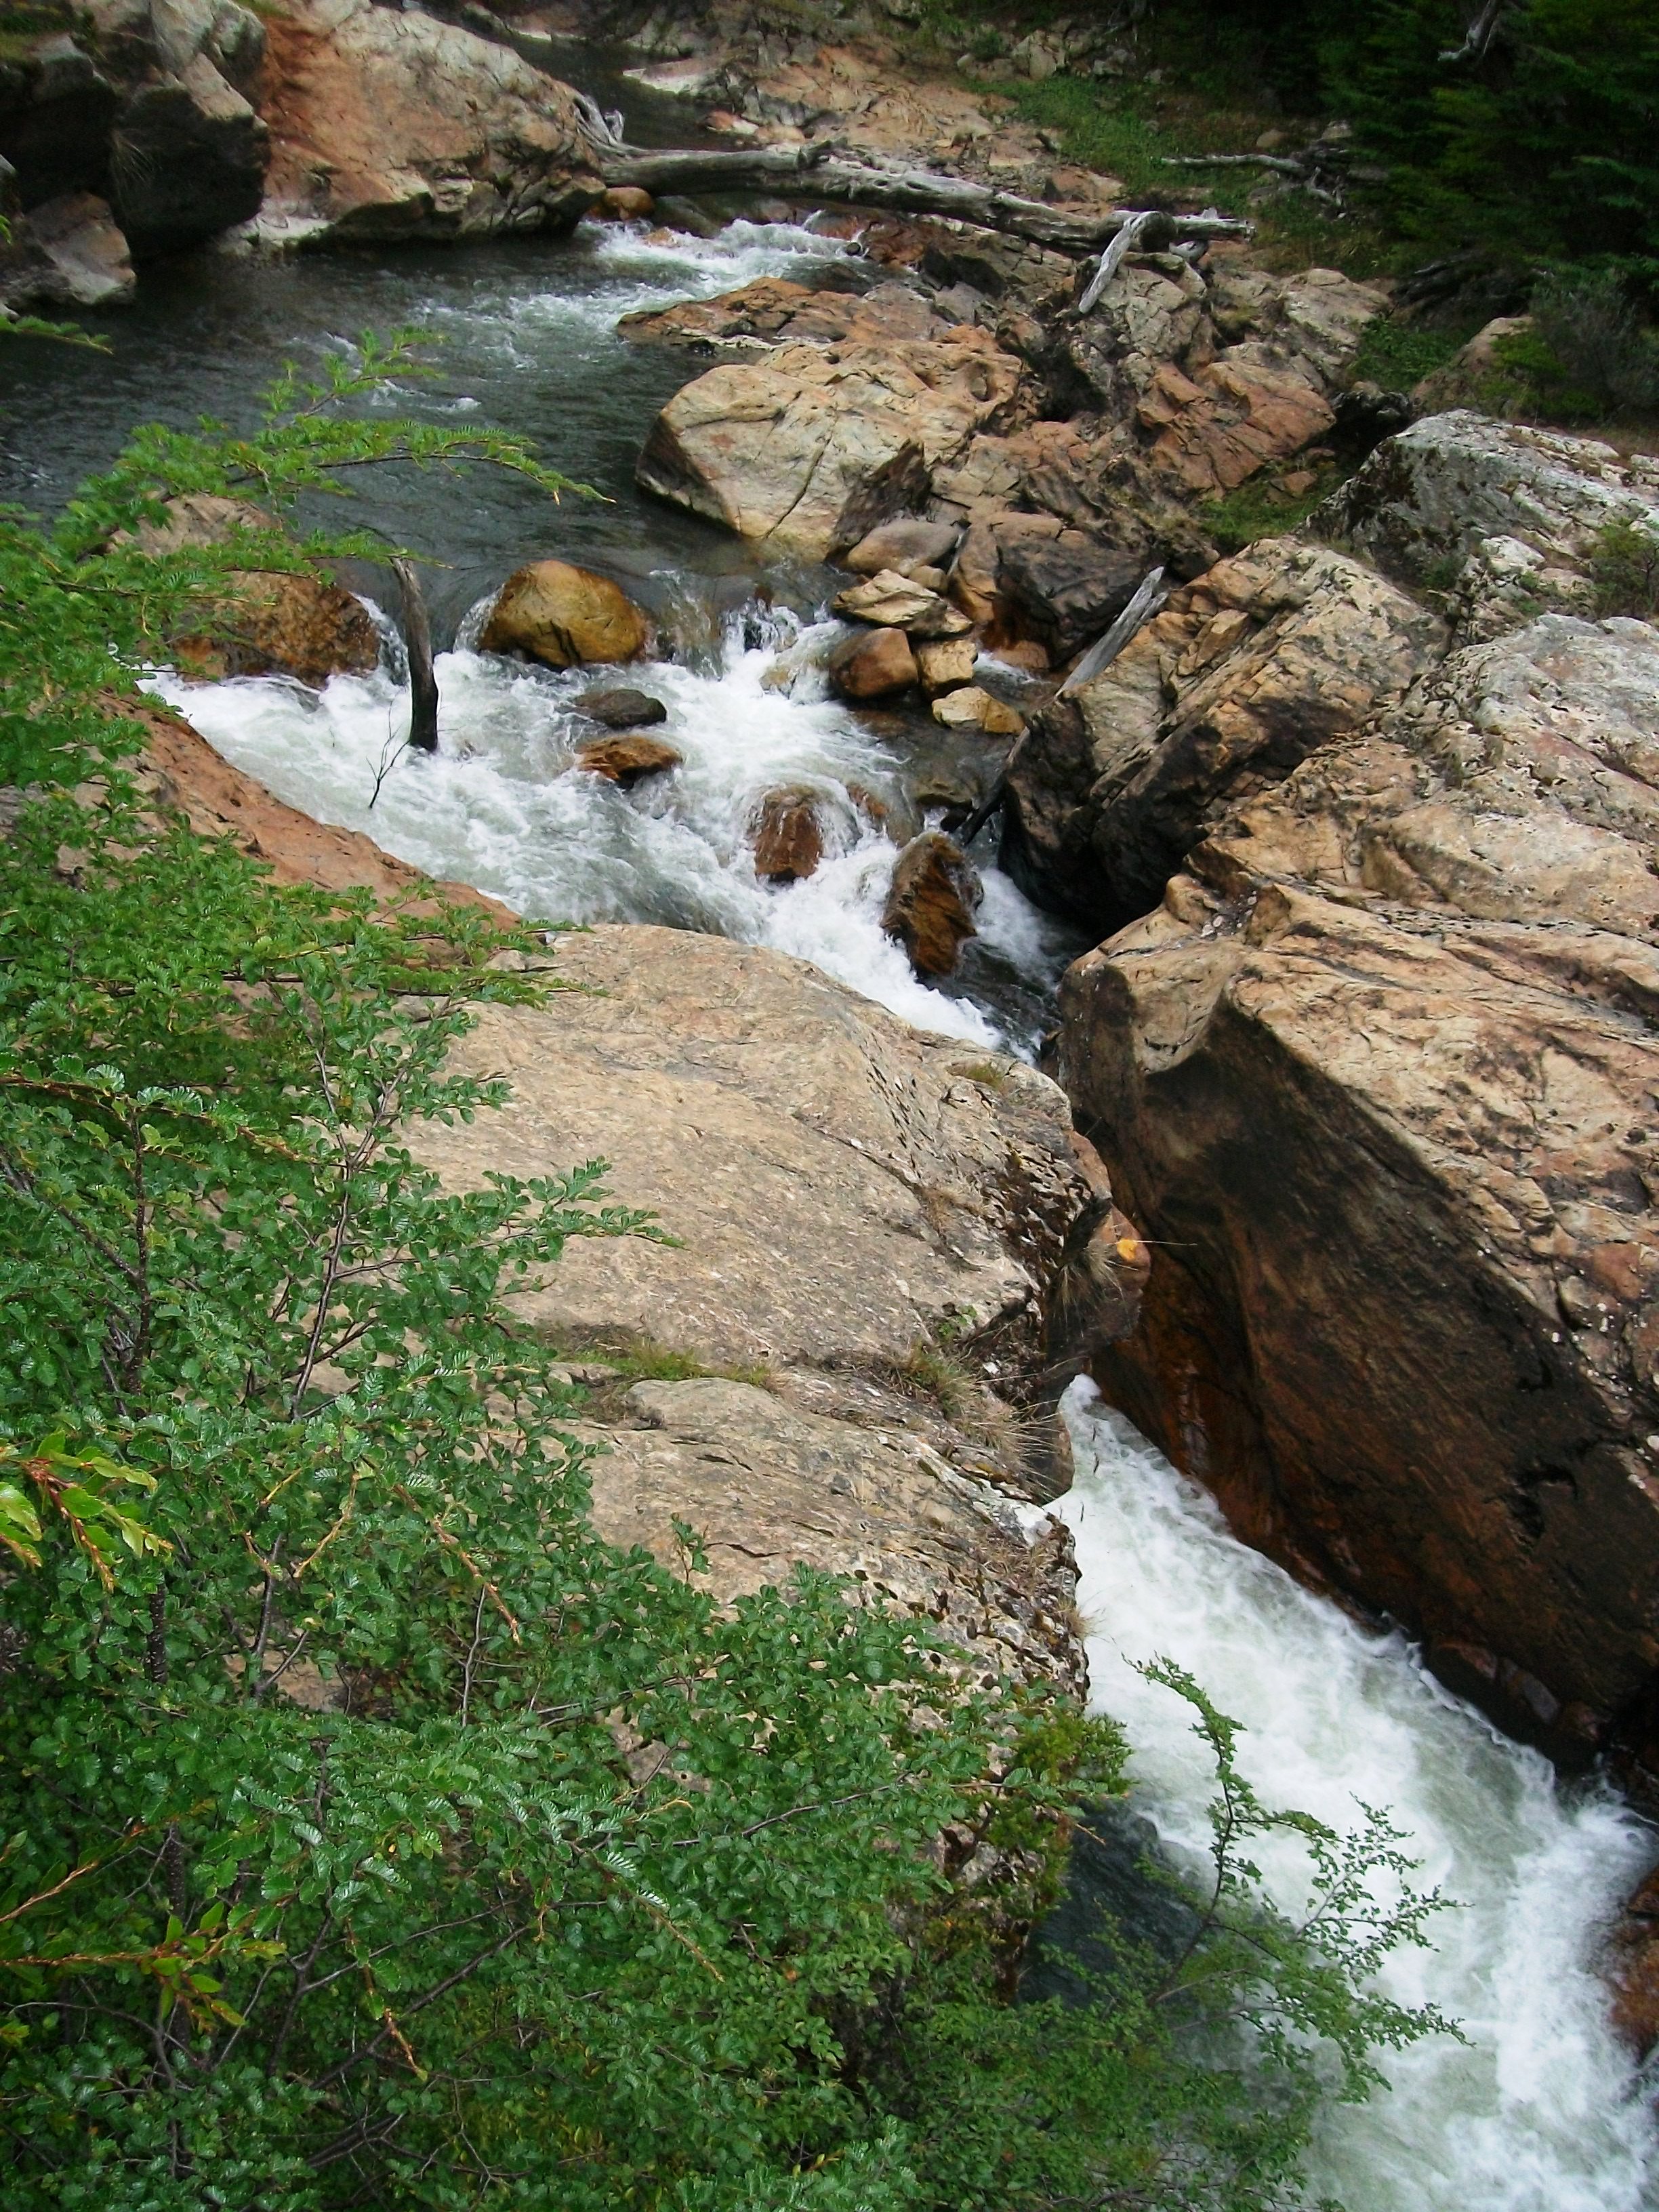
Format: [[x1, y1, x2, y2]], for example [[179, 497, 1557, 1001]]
[[1061, 1382, 1658, 2212], [3, 157, 1656, 2211]]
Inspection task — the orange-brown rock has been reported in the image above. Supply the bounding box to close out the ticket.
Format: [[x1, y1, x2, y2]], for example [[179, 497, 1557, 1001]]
[[594, 185, 653, 221], [133, 493, 380, 687], [1055, 608, 1659, 1770], [882, 830, 981, 978], [482, 561, 649, 669], [259, 0, 599, 243], [828, 625, 918, 700], [751, 787, 825, 882], [1005, 537, 1446, 927], [575, 734, 681, 786], [1606, 1867, 1659, 2055]]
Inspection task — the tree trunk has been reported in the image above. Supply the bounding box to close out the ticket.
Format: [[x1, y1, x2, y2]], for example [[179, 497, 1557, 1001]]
[[392, 557, 439, 755], [596, 144, 1252, 258]]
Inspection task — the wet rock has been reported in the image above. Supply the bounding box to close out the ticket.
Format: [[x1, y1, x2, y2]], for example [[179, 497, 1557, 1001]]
[[636, 328, 1029, 561], [1058, 608, 1659, 1769], [575, 734, 681, 786], [933, 685, 1024, 737], [998, 529, 1145, 661], [827, 625, 918, 700], [915, 636, 978, 694], [1606, 1866, 1659, 2055], [594, 184, 654, 220], [1006, 538, 1445, 928], [20, 192, 134, 307], [882, 830, 982, 977], [845, 515, 962, 577], [575, 685, 668, 730], [258, 0, 598, 245], [134, 493, 380, 687], [481, 560, 649, 668], [110, 54, 268, 251], [751, 786, 824, 882]]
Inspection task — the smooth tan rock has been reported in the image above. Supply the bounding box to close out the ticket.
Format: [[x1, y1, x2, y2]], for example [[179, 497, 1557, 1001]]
[[636, 329, 1028, 561], [834, 569, 946, 628], [481, 560, 649, 668], [845, 515, 962, 577], [751, 786, 824, 881], [827, 625, 918, 699], [915, 636, 979, 693], [575, 733, 680, 785], [580, 1378, 1086, 1692], [933, 685, 1024, 737], [882, 831, 982, 977], [413, 924, 1131, 1381]]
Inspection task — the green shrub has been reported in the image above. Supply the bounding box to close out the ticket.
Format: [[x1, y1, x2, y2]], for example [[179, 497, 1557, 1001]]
[[1589, 516, 1659, 617], [0, 337, 1453, 2208]]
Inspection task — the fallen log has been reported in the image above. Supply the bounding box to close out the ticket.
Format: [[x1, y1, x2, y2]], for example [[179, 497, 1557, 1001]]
[[594, 144, 1251, 257], [1059, 566, 1168, 697]]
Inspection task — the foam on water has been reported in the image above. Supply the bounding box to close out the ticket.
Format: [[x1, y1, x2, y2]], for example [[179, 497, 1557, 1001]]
[[1057, 1380, 1658, 2212], [151, 605, 1067, 1047]]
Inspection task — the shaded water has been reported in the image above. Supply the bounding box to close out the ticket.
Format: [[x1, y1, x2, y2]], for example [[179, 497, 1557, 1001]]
[[1059, 1382, 1659, 2212]]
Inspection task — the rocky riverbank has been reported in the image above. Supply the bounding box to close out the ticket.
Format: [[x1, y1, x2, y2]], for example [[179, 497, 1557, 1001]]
[[24, 0, 1659, 2037]]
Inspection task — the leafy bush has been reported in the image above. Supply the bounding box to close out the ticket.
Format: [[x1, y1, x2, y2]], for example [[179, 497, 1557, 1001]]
[[0, 342, 1452, 2206], [1529, 268, 1659, 413], [1589, 516, 1659, 617]]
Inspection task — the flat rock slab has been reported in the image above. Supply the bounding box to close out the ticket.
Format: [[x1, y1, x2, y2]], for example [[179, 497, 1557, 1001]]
[[412, 923, 1107, 1372], [581, 1377, 1084, 1695]]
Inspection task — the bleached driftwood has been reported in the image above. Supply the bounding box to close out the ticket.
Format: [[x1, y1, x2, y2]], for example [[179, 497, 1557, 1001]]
[[594, 143, 1252, 257]]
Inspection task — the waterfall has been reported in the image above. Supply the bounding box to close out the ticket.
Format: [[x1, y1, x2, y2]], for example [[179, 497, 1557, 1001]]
[[1057, 1380, 1658, 2211]]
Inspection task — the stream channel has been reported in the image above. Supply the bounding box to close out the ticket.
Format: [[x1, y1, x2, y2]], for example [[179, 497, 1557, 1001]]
[[3, 94, 1657, 2206]]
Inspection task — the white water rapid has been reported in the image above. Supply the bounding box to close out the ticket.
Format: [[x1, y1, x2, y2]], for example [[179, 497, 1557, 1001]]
[[151, 216, 1073, 1050], [1058, 1380, 1659, 2212]]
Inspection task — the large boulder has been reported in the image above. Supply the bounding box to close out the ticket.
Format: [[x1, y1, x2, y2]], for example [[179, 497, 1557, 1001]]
[[133, 730, 1145, 1694], [1057, 609, 1659, 1772], [480, 560, 649, 668], [0, 35, 121, 206], [636, 329, 1028, 562], [1316, 412, 1659, 637], [20, 192, 134, 306], [1005, 537, 1446, 928], [258, 0, 598, 244]]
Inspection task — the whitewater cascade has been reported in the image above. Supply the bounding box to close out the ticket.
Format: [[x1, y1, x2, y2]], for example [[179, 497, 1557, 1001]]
[[1058, 1380, 1658, 2212], [148, 216, 1073, 1052]]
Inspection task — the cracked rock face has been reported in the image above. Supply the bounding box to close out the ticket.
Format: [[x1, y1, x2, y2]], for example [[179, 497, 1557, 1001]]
[[1055, 611, 1659, 1773], [636, 329, 1029, 560], [1005, 537, 1446, 929], [258, 0, 598, 244]]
